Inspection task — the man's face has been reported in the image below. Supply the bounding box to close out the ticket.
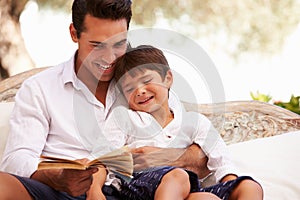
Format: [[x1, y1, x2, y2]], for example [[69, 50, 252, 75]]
[[72, 14, 128, 82]]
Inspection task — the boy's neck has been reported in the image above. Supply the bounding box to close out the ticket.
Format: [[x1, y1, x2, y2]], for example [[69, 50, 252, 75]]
[[151, 107, 174, 128]]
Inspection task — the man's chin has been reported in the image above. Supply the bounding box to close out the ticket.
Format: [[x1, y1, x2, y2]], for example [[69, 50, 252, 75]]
[[97, 76, 114, 82]]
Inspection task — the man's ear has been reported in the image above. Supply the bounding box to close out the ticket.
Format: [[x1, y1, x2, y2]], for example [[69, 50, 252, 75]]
[[69, 23, 78, 43], [164, 70, 173, 89]]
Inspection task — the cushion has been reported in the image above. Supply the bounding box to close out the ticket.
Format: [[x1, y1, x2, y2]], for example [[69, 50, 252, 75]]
[[228, 131, 300, 200], [0, 100, 299, 199], [0, 102, 15, 160]]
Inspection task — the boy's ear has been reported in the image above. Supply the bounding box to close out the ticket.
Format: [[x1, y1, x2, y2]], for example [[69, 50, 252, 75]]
[[69, 23, 78, 42], [165, 70, 173, 89]]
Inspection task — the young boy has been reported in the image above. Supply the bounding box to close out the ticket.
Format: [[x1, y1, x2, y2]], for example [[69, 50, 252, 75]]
[[111, 45, 263, 200]]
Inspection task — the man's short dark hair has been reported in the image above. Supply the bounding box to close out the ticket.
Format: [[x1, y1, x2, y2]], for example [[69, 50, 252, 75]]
[[72, 0, 132, 38]]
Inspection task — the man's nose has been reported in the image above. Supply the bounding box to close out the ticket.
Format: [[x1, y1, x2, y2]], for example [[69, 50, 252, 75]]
[[102, 48, 117, 64]]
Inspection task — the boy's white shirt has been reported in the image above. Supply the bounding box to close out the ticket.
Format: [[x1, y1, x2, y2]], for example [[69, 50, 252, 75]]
[[108, 89, 237, 183]]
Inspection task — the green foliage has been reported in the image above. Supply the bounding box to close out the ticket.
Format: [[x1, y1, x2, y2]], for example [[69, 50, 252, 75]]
[[250, 91, 300, 115], [132, 0, 300, 58], [250, 91, 272, 103], [274, 95, 300, 115]]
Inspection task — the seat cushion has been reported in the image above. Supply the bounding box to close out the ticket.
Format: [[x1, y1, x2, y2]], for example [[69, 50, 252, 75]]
[[0, 102, 15, 160], [228, 131, 300, 200]]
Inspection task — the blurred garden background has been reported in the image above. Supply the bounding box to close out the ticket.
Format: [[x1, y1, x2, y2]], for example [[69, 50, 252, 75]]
[[1, 0, 299, 111]]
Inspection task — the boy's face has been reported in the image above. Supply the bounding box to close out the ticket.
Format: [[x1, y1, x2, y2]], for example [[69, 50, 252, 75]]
[[71, 14, 128, 82], [120, 69, 173, 114]]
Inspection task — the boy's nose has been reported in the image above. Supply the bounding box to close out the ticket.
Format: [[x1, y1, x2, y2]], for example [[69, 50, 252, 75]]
[[136, 87, 146, 96]]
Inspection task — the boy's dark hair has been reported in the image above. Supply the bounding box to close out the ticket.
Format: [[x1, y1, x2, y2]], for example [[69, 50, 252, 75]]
[[113, 45, 170, 92], [72, 0, 132, 38]]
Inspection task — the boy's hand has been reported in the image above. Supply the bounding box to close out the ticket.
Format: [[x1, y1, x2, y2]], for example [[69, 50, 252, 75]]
[[86, 188, 106, 200], [86, 167, 107, 200]]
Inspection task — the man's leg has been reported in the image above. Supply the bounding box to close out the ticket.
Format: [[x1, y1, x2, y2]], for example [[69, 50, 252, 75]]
[[0, 172, 85, 200], [0, 172, 32, 200]]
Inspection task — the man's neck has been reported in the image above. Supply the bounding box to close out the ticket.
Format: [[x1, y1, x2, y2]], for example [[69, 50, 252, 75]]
[[74, 57, 111, 105], [95, 81, 110, 105]]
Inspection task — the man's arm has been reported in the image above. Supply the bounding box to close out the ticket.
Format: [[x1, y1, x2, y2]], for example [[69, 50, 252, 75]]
[[31, 167, 98, 197], [131, 143, 210, 179], [169, 144, 211, 179], [31, 158, 99, 197]]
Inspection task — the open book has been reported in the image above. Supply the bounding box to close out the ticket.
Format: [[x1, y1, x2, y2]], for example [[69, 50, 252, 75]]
[[38, 146, 133, 178]]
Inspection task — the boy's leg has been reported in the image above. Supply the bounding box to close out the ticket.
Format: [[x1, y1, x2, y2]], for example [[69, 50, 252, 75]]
[[0, 172, 33, 200], [200, 176, 263, 200], [154, 168, 190, 200], [228, 179, 263, 200], [121, 166, 190, 200], [187, 192, 221, 200], [102, 185, 122, 200]]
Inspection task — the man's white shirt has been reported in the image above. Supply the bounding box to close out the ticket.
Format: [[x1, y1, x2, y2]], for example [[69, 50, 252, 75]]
[[0, 54, 124, 177]]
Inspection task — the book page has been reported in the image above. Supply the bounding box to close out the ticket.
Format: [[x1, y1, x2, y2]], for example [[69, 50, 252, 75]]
[[38, 146, 133, 177]]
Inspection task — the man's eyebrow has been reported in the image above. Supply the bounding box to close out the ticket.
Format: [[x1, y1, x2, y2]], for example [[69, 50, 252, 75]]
[[89, 41, 105, 45], [115, 39, 127, 44], [89, 39, 127, 46]]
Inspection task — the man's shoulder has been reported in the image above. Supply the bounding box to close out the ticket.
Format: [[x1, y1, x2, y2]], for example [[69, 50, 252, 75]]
[[24, 65, 64, 84], [24, 55, 75, 87]]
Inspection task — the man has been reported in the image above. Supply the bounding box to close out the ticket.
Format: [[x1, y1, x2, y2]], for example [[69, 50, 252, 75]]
[[0, 0, 210, 199]]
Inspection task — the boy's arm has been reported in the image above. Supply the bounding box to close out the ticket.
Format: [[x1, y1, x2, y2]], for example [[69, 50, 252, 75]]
[[86, 167, 107, 200], [132, 143, 211, 179]]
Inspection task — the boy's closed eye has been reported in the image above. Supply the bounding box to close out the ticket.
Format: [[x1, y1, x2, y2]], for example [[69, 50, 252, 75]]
[[143, 78, 152, 84], [124, 87, 134, 94]]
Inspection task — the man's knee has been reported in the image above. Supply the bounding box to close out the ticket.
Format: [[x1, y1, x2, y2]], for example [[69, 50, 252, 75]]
[[0, 172, 32, 200]]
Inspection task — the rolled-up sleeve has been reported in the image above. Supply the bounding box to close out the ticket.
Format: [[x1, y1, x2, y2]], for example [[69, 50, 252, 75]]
[[192, 114, 237, 182]]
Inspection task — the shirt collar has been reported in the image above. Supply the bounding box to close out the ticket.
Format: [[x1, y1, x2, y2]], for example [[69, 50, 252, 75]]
[[61, 51, 120, 110], [61, 51, 80, 89]]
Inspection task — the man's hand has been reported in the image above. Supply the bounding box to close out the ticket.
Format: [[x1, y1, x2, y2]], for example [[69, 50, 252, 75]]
[[171, 144, 211, 179], [31, 158, 99, 197], [131, 146, 185, 171], [131, 144, 211, 179]]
